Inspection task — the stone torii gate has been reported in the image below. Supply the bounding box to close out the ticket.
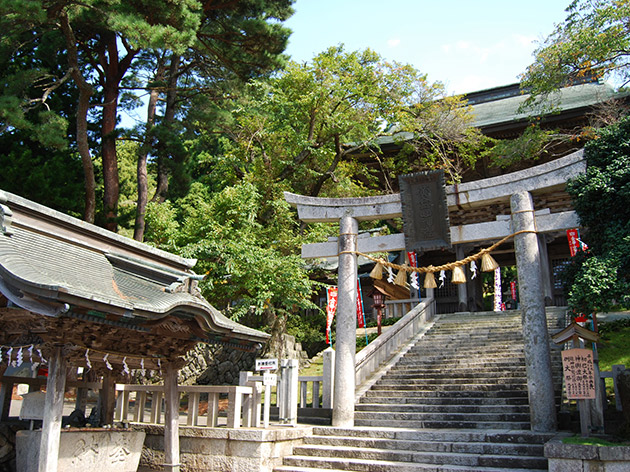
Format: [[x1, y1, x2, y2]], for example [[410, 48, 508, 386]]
[[284, 192, 405, 427], [285, 187, 558, 432]]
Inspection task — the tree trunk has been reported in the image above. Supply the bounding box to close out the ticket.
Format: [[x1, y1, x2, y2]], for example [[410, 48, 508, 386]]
[[133, 65, 163, 241], [309, 135, 344, 197], [58, 11, 96, 223], [101, 33, 121, 232], [152, 54, 181, 203]]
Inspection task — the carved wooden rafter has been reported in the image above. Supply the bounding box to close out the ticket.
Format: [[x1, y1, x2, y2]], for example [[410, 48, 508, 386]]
[[0, 308, 200, 370]]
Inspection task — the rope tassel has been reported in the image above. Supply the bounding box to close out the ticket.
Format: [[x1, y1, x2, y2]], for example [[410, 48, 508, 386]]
[[424, 272, 437, 289], [394, 268, 407, 287], [452, 265, 466, 284], [369, 261, 384, 280], [481, 252, 499, 272]]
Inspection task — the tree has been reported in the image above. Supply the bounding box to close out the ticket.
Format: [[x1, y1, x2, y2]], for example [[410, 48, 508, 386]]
[[125, 0, 293, 240], [201, 46, 482, 201], [144, 181, 318, 327], [521, 0, 630, 106], [1, 0, 294, 235], [563, 116, 630, 314]]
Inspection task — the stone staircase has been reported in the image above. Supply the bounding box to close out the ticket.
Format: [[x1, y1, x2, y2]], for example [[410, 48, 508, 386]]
[[275, 310, 565, 472]]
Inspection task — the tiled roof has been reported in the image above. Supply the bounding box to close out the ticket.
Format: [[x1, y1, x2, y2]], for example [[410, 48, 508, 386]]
[[0, 189, 268, 350]]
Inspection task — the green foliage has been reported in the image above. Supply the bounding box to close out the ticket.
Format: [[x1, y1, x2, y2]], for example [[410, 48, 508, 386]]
[[0, 138, 84, 216], [356, 333, 379, 351], [365, 316, 402, 328], [521, 0, 630, 107], [488, 124, 570, 168], [209, 46, 482, 198], [598, 319, 630, 373], [144, 181, 318, 326], [563, 117, 630, 314], [286, 313, 329, 358]]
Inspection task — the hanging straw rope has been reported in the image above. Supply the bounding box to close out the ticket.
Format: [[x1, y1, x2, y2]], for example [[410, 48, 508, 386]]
[[352, 230, 534, 275]]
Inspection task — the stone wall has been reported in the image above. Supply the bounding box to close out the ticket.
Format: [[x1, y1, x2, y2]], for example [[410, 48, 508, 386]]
[[0, 424, 18, 472], [179, 334, 309, 386], [138, 424, 311, 472], [545, 438, 630, 472]]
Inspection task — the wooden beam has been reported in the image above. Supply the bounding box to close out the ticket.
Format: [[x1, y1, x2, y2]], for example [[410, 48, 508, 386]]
[[38, 346, 67, 472]]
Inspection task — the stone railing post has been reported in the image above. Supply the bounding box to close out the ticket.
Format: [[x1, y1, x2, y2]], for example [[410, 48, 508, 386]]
[[278, 359, 298, 425], [322, 347, 335, 409]]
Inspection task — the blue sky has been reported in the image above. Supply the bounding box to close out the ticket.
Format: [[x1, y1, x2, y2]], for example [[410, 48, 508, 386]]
[[283, 1, 571, 95]]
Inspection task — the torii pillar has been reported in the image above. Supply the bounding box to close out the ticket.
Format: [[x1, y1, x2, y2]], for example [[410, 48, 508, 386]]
[[511, 191, 557, 432], [284, 192, 403, 427]]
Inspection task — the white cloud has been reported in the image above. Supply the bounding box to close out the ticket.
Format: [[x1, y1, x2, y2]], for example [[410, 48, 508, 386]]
[[387, 38, 401, 48]]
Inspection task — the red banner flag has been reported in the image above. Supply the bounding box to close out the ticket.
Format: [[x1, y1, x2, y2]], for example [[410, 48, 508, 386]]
[[356, 280, 365, 329], [407, 251, 419, 290], [326, 287, 338, 344], [567, 229, 580, 257]]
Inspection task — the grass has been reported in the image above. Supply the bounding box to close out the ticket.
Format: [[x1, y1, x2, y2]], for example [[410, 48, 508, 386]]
[[562, 435, 630, 447], [597, 319, 630, 373]]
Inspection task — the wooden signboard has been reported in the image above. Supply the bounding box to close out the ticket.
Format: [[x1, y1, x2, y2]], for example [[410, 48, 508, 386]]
[[561, 348, 596, 400], [399, 170, 451, 253]]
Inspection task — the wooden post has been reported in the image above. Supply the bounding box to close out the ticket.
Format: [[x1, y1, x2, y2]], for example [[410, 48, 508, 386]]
[[38, 346, 67, 472], [163, 363, 180, 472], [100, 370, 116, 425]]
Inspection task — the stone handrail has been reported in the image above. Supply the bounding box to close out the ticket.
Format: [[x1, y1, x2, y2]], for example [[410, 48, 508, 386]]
[[115, 383, 260, 429], [355, 296, 436, 388], [384, 298, 420, 319]]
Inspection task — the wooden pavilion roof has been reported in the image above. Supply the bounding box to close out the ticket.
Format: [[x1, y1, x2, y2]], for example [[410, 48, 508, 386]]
[[0, 189, 268, 373]]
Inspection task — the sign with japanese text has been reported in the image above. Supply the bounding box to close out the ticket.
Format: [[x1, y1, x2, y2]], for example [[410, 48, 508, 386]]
[[399, 170, 451, 253], [326, 286, 338, 344], [561, 348, 596, 399], [494, 268, 502, 311], [255, 358, 278, 371], [263, 372, 277, 386]]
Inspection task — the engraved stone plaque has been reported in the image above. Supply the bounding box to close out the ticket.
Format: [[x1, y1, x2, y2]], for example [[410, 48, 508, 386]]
[[399, 170, 451, 252]]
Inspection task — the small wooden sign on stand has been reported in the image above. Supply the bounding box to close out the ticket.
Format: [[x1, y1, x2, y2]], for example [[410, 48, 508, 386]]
[[552, 321, 600, 437], [561, 348, 597, 400]]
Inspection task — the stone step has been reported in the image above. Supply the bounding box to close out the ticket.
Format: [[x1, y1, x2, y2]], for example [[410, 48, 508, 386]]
[[384, 371, 528, 379], [303, 434, 544, 456], [374, 376, 527, 385], [289, 444, 547, 469], [396, 355, 529, 362], [354, 410, 530, 423], [279, 454, 545, 471], [362, 389, 529, 399], [358, 395, 530, 405], [355, 403, 530, 414], [369, 383, 528, 392], [416, 333, 524, 340], [354, 418, 531, 430], [311, 427, 555, 444], [386, 365, 529, 374]]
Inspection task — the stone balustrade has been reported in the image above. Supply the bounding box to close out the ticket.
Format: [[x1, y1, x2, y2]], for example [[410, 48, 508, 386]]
[[355, 296, 436, 390], [115, 383, 260, 429]]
